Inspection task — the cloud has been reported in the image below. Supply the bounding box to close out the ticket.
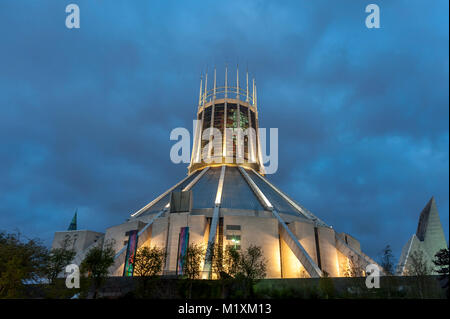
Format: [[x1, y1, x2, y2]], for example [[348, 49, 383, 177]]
[[0, 0, 448, 261]]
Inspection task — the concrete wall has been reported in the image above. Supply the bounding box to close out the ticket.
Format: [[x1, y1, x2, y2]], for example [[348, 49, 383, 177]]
[[279, 234, 306, 278], [278, 221, 317, 278], [104, 220, 146, 256], [290, 221, 318, 265], [336, 249, 349, 277], [317, 226, 339, 277], [162, 213, 208, 274], [150, 215, 169, 249], [223, 215, 281, 278], [52, 230, 104, 254], [101, 212, 367, 279], [422, 199, 448, 260], [340, 232, 361, 252]]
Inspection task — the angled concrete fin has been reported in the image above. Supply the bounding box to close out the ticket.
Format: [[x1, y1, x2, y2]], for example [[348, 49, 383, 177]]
[[71, 236, 104, 267], [250, 169, 328, 226], [239, 166, 322, 278], [397, 234, 422, 275], [202, 166, 226, 278], [202, 206, 220, 278], [274, 210, 323, 278], [335, 234, 384, 274]]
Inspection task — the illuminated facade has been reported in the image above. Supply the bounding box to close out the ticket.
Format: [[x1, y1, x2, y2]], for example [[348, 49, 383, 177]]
[[188, 67, 264, 174], [53, 68, 383, 278]]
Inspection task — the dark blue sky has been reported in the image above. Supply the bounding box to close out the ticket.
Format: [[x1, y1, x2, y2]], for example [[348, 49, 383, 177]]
[[0, 0, 448, 261]]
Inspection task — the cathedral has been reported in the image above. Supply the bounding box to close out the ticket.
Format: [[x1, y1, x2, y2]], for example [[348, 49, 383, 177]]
[[53, 68, 446, 279]]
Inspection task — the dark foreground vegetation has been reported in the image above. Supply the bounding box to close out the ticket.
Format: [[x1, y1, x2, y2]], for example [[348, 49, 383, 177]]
[[20, 275, 447, 299], [1, 230, 448, 299]]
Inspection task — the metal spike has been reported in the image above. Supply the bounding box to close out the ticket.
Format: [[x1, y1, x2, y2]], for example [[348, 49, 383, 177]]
[[236, 65, 239, 99], [204, 69, 208, 103], [213, 67, 216, 100], [252, 78, 255, 106], [254, 79, 257, 109], [225, 64, 228, 98], [198, 74, 203, 107], [246, 70, 249, 102]]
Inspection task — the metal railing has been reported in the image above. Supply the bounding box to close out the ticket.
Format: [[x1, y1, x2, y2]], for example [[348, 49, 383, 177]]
[[200, 86, 255, 106]]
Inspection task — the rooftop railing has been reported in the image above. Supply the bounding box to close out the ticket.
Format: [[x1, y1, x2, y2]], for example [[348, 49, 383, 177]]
[[200, 86, 255, 106]]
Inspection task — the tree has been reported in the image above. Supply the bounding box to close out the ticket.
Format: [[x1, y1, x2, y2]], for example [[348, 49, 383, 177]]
[[433, 248, 449, 298], [379, 245, 395, 275], [181, 243, 204, 299], [0, 231, 48, 298], [225, 246, 241, 278], [239, 245, 267, 280], [134, 246, 165, 277], [133, 246, 165, 297], [433, 248, 449, 277], [80, 243, 115, 299], [210, 243, 225, 279], [342, 255, 365, 278], [404, 250, 432, 298], [238, 245, 267, 298], [211, 244, 240, 279], [210, 244, 241, 298], [44, 237, 76, 284], [404, 250, 431, 277], [182, 243, 204, 280]]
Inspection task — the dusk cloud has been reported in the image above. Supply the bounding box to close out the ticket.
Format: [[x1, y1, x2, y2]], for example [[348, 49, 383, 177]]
[[0, 0, 448, 260]]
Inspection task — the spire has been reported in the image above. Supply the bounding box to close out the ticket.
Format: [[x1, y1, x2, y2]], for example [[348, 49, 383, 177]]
[[204, 69, 208, 103], [198, 74, 203, 107], [397, 196, 448, 275], [68, 209, 77, 231], [252, 78, 255, 106], [236, 65, 239, 99], [254, 79, 257, 108], [416, 196, 446, 248], [213, 67, 217, 100], [225, 64, 228, 98], [246, 69, 249, 102]]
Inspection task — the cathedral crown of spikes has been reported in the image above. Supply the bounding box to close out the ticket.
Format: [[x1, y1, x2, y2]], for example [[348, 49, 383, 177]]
[[52, 67, 446, 279]]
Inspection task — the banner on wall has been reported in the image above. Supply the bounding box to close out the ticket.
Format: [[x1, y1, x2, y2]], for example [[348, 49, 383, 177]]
[[123, 229, 139, 277], [176, 227, 190, 275]]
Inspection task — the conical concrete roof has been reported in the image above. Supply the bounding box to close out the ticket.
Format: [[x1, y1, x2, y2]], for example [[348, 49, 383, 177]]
[[131, 166, 327, 227]]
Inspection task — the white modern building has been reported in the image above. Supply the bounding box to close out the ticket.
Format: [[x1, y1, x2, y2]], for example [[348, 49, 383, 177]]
[[53, 68, 385, 279], [397, 197, 448, 275]]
